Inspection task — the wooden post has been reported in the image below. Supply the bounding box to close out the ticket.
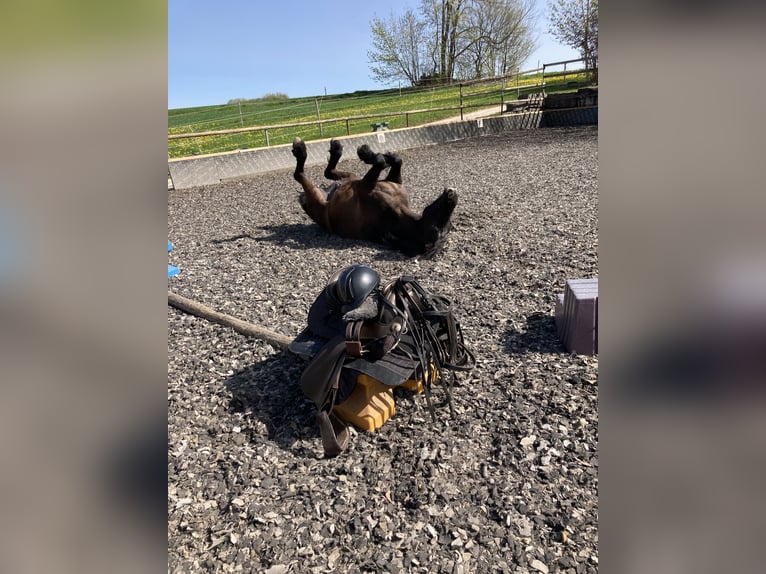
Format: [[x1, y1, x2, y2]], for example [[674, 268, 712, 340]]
[[345, 118, 350, 135], [501, 77, 505, 113], [315, 98, 323, 138], [168, 291, 292, 350], [264, 129, 269, 147], [459, 84, 464, 121]]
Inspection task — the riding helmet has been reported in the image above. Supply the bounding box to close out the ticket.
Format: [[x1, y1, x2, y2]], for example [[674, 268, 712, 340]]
[[325, 264, 380, 314]]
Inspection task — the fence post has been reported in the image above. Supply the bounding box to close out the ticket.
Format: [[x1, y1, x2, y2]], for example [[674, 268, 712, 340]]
[[459, 84, 464, 121], [501, 77, 505, 113], [315, 98, 323, 138], [541, 64, 546, 96], [264, 129, 269, 147], [345, 118, 350, 135]]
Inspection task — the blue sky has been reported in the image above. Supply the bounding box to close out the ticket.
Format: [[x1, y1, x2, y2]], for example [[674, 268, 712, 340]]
[[168, 0, 579, 110]]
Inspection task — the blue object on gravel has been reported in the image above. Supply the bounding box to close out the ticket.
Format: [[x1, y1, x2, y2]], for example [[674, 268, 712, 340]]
[[168, 242, 179, 277]]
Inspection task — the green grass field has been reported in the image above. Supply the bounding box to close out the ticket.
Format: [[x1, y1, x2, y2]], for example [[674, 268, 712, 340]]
[[168, 69, 593, 158]]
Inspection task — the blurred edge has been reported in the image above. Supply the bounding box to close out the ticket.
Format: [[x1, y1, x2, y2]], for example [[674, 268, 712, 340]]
[[602, 3, 766, 574], [0, 2, 167, 573], [3, 1, 766, 573]]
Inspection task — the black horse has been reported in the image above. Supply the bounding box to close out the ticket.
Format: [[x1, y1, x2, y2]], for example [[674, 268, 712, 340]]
[[291, 138, 457, 257]]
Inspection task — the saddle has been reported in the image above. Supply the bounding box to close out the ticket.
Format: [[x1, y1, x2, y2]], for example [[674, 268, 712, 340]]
[[289, 265, 475, 457]]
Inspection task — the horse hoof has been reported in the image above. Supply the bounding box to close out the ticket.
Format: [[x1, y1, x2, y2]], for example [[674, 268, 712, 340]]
[[383, 152, 401, 167], [329, 139, 343, 156], [357, 144, 374, 161], [443, 188, 458, 205], [292, 138, 307, 159], [358, 145, 385, 167]]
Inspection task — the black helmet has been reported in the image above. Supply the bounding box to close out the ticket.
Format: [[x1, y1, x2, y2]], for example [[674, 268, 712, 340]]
[[325, 264, 380, 314]]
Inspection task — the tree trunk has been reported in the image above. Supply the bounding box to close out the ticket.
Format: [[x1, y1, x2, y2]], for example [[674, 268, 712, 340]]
[[440, 1, 449, 80]]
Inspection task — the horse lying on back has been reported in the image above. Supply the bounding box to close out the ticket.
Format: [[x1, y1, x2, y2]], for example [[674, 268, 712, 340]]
[[291, 138, 457, 257]]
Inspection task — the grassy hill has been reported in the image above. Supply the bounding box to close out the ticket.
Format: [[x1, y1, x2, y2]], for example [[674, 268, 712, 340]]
[[168, 70, 592, 158]]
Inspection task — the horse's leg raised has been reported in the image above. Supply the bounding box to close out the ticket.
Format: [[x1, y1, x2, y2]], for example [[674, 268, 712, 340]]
[[356, 144, 387, 189], [292, 138, 331, 230], [292, 137, 310, 177], [324, 139, 355, 181], [383, 152, 402, 184]]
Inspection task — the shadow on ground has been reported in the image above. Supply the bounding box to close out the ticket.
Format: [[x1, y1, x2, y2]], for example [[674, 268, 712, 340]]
[[210, 224, 337, 250], [503, 311, 567, 355], [212, 223, 357, 252], [211, 223, 415, 263], [223, 351, 320, 457]]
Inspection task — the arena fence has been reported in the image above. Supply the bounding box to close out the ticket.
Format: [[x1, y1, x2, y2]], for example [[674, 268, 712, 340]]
[[168, 59, 596, 160], [168, 96, 597, 190]]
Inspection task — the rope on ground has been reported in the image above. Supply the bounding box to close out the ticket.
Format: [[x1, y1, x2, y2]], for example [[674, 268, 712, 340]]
[[168, 291, 292, 350]]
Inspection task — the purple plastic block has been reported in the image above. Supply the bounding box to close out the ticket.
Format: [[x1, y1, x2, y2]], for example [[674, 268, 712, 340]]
[[555, 278, 598, 355], [555, 293, 569, 344]]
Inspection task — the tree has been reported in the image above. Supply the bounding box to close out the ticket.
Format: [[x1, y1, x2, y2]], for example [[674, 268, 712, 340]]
[[368, 0, 537, 87], [547, 0, 598, 79], [457, 0, 537, 79], [418, 0, 470, 84], [368, 9, 427, 87]]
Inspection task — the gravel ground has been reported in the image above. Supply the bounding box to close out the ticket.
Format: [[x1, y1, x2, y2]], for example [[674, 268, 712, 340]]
[[168, 126, 598, 574]]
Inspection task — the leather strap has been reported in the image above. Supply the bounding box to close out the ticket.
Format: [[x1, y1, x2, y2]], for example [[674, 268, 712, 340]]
[[315, 411, 349, 457], [300, 334, 347, 408], [345, 321, 363, 356], [345, 315, 403, 358], [299, 334, 353, 457]]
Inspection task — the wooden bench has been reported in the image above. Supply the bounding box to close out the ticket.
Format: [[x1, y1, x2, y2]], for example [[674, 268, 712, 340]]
[[555, 278, 598, 355]]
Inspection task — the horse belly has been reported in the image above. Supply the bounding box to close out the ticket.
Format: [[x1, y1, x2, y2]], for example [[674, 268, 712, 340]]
[[326, 190, 368, 238]]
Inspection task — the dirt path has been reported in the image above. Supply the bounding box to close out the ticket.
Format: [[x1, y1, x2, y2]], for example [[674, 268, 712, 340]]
[[425, 105, 504, 125]]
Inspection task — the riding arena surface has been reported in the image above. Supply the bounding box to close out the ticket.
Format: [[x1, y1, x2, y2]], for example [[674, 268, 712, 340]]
[[168, 126, 598, 573]]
